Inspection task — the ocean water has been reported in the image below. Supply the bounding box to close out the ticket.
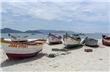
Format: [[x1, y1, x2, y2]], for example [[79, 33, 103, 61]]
[[0, 33, 110, 39]]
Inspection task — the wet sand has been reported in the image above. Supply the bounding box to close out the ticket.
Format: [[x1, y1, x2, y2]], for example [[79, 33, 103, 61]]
[[0, 39, 110, 72]]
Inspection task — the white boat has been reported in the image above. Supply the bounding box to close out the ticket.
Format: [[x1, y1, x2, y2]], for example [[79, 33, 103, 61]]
[[1, 38, 44, 60], [63, 33, 81, 48], [63, 37, 81, 45], [47, 33, 62, 45]]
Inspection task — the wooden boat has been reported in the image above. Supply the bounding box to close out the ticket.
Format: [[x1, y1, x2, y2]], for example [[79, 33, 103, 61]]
[[63, 33, 81, 48], [1, 38, 44, 60], [0, 38, 12, 43], [0, 38, 45, 44], [102, 35, 110, 46], [28, 39, 45, 45], [47, 33, 62, 45], [82, 37, 98, 47]]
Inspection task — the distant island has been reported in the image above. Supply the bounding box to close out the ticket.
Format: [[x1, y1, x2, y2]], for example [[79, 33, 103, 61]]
[[0, 28, 23, 33], [0, 28, 85, 35], [0, 28, 42, 33]]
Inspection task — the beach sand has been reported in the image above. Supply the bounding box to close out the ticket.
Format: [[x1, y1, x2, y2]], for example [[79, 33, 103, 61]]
[[0, 39, 110, 72]]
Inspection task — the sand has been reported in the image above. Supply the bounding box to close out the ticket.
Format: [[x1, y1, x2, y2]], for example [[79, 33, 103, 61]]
[[0, 39, 110, 72]]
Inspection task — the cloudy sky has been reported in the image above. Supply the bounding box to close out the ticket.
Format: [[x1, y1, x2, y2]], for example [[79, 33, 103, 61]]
[[1, 0, 109, 33]]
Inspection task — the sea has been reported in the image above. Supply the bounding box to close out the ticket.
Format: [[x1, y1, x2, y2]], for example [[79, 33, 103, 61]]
[[0, 33, 110, 39]]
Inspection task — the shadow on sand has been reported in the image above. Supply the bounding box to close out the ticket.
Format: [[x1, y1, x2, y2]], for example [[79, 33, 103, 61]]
[[85, 45, 99, 48], [48, 43, 62, 45], [1, 53, 47, 68], [64, 44, 83, 50]]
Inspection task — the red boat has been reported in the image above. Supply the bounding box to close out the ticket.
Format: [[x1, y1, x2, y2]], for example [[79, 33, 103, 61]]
[[102, 35, 110, 46], [1, 39, 44, 60]]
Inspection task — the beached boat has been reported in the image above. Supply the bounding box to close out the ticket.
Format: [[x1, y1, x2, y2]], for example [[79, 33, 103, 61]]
[[1, 38, 44, 59], [28, 39, 45, 45], [47, 33, 62, 45], [0, 38, 12, 43], [0, 38, 45, 44], [102, 35, 110, 46], [82, 37, 98, 47], [63, 33, 81, 48]]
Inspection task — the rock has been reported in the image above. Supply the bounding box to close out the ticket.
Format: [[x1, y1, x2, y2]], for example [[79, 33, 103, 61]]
[[84, 49, 93, 52], [47, 53, 56, 58]]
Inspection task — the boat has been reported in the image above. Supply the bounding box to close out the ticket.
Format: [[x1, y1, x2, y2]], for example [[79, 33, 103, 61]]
[[102, 35, 110, 46], [0, 38, 12, 43], [47, 33, 62, 45], [81, 37, 98, 47], [63, 33, 81, 48], [28, 39, 46, 45], [1, 39, 44, 60], [1, 34, 44, 59]]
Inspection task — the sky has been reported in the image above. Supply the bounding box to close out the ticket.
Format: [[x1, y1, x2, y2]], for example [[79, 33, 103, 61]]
[[1, 0, 110, 33]]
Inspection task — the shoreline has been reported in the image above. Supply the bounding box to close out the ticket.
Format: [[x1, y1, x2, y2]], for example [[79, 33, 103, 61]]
[[0, 39, 110, 71]]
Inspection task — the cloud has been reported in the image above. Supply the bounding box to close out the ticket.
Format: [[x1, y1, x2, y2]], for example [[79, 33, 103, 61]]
[[1, 1, 109, 33], [2, 2, 108, 22], [2, 0, 109, 2]]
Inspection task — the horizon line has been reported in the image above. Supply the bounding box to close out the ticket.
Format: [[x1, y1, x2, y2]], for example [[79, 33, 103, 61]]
[[1, 27, 110, 34]]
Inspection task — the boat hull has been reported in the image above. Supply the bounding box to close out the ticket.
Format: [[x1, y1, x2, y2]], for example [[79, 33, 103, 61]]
[[63, 38, 81, 49], [47, 38, 62, 45], [63, 38, 80, 46], [85, 40, 98, 47], [1, 43, 43, 59], [82, 37, 98, 47], [6, 50, 42, 60], [102, 39, 110, 46]]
